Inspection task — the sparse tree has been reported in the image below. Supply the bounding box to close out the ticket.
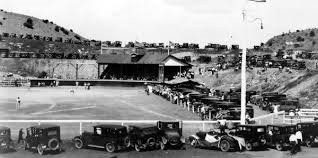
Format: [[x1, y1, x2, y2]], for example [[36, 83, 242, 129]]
[[23, 18, 33, 29], [310, 30, 315, 37]]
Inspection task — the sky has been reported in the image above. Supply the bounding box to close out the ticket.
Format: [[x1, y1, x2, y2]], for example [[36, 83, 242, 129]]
[[1, 0, 318, 47]]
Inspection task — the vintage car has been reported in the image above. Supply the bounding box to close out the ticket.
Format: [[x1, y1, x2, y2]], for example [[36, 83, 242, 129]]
[[0, 126, 14, 151], [231, 125, 267, 150], [296, 121, 318, 147], [269, 99, 300, 112], [261, 93, 287, 110], [157, 121, 185, 150], [188, 130, 244, 152], [73, 124, 130, 152], [24, 124, 62, 155], [126, 124, 160, 151], [266, 124, 296, 151]]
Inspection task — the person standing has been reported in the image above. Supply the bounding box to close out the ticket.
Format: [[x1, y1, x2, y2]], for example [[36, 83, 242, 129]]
[[18, 128, 24, 144], [16, 97, 21, 110], [295, 130, 303, 151], [200, 105, 206, 120], [289, 133, 298, 155], [218, 119, 227, 134]]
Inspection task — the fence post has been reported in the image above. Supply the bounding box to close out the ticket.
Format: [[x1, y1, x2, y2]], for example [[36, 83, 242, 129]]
[[121, 122, 124, 126], [79, 122, 82, 134], [202, 122, 205, 131], [283, 113, 285, 123], [192, 106, 195, 113], [209, 111, 211, 120], [38, 121, 41, 125], [271, 115, 274, 124]]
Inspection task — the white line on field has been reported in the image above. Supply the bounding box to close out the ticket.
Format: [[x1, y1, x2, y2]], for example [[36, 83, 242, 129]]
[[119, 100, 178, 120], [30, 106, 96, 115]]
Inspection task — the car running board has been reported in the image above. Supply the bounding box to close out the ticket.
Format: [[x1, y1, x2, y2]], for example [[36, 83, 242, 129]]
[[87, 144, 104, 149]]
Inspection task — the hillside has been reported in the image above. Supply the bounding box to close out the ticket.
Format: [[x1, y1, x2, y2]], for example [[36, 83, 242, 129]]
[[0, 9, 85, 42], [266, 28, 318, 52]]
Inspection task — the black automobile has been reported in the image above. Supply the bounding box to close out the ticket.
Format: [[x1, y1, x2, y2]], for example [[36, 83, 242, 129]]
[[73, 124, 129, 153], [231, 125, 267, 150], [157, 121, 185, 150], [266, 124, 296, 151], [261, 93, 287, 110], [297, 121, 318, 147], [127, 124, 160, 151], [24, 124, 62, 155], [0, 126, 14, 151]]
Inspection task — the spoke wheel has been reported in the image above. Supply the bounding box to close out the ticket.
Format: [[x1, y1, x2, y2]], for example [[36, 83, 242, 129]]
[[220, 140, 230, 152], [245, 142, 253, 151], [105, 143, 116, 153], [275, 143, 283, 151], [74, 138, 83, 149]]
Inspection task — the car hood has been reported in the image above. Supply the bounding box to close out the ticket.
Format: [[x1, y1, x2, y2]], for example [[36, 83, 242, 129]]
[[164, 131, 180, 138]]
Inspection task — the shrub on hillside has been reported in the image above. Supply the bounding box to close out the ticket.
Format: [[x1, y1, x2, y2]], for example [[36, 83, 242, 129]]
[[296, 36, 305, 42], [2, 17, 5, 20], [42, 19, 49, 23], [197, 56, 211, 63], [313, 41, 316, 45], [296, 30, 300, 32], [74, 35, 81, 40], [55, 26, 60, 32], [23, 18, 34, 29], [70, 29, 73, 32], [60, 27, 69, 35], [310, 30, 315, 37], [0, 21, 2, 25], [50, 21, 53, 24]]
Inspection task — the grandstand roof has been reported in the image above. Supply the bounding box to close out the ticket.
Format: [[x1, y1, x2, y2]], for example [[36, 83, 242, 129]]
[[97, 53, 191, 66]]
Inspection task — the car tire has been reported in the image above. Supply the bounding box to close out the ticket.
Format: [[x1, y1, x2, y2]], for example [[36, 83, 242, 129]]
[[37, 144, 44, 155], [220, 140, 230, 152], [135, 144, 142, 152], [305, 140, 313, 147], [124, 137, 131, 148], [190, 139, 198, 148], [105, 143, 116, 153], [147, 137, 156, 147], [275, 143, 283, 151], [74, 138, 84, 149], [160, 141, 166, 150], [245, 142, 253, 151]]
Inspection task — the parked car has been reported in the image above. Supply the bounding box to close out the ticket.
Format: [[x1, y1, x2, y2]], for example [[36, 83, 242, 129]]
[[24, 124, 62, 155], [188, 130, 244, 152], [0, 126, 14, 151], [73, 124, 130, 153], [127, 124, 160, 151], [265, 124, 296, 151], [157, 121, 185, 150], [231, 125, 267, 150], [296, 121, 318, 147]]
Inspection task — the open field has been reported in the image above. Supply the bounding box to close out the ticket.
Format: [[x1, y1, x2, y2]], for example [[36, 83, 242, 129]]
[[0, 86, 200, 120]]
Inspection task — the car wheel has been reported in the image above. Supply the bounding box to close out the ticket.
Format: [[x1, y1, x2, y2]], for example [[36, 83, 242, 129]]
[[245, 142, 253, 151], [220, 140, 230, 152], [124, 136, 131, 148], [275, 143, 283, 151], [135, 144, 142, 152], [74, 138, 84, 149], [190, 139, 198, 148], [105, 143, 116, 153], [306, 140, 313, 147], [160, 141, 166, 150], [37, 144, 44, 155]]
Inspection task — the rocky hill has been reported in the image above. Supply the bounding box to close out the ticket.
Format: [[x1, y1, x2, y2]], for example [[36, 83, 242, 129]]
[[0, 9, 85, 42], [266, 28, 318, 52]]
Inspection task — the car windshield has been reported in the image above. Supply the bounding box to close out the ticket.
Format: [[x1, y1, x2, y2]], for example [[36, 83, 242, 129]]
[[47, 129, 58, 136], [163, 123, 179, 129], [113, 128, 127, 136]]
